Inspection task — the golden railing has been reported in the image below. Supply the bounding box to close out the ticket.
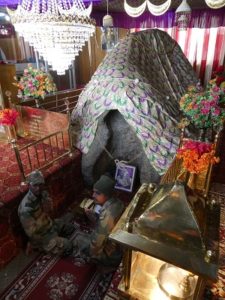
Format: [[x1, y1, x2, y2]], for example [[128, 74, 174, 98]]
[[20, 88, 83, 113], [10, 101, 74, 184], [10, 129, 73, 184]]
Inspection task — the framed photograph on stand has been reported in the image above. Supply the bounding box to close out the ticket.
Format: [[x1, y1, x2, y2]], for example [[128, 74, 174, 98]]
[[115, 164, 136, 192]]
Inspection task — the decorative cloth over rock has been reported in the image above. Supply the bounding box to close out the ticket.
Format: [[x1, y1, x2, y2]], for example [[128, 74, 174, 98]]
[[72, 29, 198, 175]]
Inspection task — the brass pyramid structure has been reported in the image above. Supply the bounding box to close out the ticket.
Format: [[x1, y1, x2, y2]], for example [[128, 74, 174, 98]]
[[134, 181, 205, 251], [109, 183, 219, 280]]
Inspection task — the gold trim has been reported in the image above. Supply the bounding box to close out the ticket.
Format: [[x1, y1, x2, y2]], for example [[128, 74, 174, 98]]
[[10, 128, 72, 183]]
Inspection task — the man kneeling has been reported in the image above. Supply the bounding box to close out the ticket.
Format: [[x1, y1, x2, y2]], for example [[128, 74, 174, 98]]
[[73, 175, 124, 268], [18, 170, 73, 256]]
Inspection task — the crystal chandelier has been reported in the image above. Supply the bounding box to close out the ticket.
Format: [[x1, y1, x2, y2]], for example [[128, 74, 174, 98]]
[[8, 0, 96, 75]]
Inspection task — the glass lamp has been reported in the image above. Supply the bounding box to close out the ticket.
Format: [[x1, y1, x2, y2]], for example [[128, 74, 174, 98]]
[[175, 0, 192, 31], [109, 182, 219, 300], [101, 0, 117, 51]]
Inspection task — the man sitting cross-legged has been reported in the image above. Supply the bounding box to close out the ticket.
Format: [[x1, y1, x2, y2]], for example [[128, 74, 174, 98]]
[[18, 170, 74, 256], [73, 174, 125, 268]]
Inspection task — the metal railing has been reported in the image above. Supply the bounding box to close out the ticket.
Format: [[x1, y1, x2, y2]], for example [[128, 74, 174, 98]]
[[20, 88, 83, 113], [10, 102, 74, 184]]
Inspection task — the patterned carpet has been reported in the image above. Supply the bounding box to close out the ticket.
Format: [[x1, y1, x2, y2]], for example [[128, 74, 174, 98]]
[[104, 191, 225, 300], [0, 221, 114, 300]]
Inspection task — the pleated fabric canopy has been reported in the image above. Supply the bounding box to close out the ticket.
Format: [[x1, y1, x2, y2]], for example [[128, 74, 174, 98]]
[[72, 29, 198, 175]]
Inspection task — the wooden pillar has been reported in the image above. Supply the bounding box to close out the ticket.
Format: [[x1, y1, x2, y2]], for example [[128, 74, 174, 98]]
[[0, 65, 18, 107]]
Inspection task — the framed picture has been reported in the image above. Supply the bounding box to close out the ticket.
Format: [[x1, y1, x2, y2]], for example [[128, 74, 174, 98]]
[[115, 164, 136, 192]]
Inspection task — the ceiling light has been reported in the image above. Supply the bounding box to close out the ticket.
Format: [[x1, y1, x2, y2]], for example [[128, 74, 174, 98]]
[[8, 0, 96, 75], [101, 0, 117, 51], [175, 0, 191, 30]]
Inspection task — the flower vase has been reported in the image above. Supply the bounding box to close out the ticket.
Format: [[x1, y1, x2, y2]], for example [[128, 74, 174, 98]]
[[7, 125, 17, 142]]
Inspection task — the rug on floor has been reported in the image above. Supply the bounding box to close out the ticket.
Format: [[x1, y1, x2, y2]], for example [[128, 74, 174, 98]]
[[0, 222, 114, 300]]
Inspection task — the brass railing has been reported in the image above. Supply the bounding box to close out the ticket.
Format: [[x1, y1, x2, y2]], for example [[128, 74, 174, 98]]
[[11, 130, 72, 184], [20, 88, 83, 113], [10, 102, 74, 184]]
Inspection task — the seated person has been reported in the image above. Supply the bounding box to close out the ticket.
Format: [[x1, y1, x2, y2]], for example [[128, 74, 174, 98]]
[[18, 170, 74, 256], [73, 175, 124, 267]]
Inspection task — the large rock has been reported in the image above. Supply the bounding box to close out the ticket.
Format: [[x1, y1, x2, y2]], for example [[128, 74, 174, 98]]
[[80, 110, 160, 186]]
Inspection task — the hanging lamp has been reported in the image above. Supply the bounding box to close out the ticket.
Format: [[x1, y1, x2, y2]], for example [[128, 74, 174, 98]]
[[175, 0, 192, 30], [101, 0, 117, 51], [8, 0, 96, 75]]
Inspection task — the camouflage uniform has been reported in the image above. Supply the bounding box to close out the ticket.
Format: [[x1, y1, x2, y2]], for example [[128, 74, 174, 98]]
[[73, 197, 124, 267], [18, 190, 73, 256]]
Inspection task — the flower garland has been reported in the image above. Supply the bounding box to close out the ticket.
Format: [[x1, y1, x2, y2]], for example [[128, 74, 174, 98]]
[[177, 140, 219, 174], [179, 79, 225, 129], [0, 109, 19, 126], [13, 64, 57, 100]]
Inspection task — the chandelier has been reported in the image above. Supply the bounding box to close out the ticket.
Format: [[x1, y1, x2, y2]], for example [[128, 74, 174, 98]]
[[124, 0, 225, 17], [8, 0, 96, 75]]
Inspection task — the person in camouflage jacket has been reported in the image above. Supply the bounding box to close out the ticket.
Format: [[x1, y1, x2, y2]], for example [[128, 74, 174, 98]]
[[73, 175, 124, 267], [18, 170, 73, 256]]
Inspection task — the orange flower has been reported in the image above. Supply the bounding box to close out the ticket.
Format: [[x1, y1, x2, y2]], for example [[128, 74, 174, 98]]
[[177, 142, 219, 174]]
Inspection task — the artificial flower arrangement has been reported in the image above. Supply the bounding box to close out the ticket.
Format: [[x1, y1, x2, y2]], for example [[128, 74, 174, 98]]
[[177, 140, 219, 174], [180, 74, 225, 129], [13, 64, 57, 100], [0, 108, 19, 127]]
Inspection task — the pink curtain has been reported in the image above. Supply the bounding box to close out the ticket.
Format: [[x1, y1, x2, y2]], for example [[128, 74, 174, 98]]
[[130, 13, 225, 85]]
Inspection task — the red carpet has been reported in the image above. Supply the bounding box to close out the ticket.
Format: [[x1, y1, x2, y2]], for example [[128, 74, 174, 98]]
[[0, 223, 113, 300]]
